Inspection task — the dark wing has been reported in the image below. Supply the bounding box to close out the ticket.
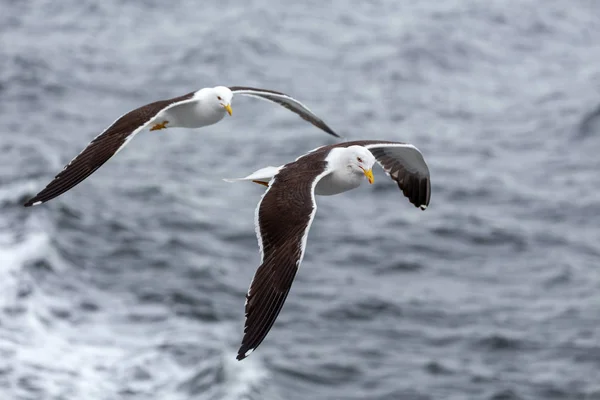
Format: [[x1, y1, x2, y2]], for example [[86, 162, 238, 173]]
[[364, 142, 431, 210], [24, 92, 196, 207], [229, 86, 340, 138], [237, 160, 331, 360]]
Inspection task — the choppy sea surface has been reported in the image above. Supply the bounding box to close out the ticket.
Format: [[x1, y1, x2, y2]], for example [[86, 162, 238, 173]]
[[1, 0, 600, 399]]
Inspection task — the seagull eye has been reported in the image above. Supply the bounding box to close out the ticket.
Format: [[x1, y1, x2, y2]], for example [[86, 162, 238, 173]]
[[357, 157, 363, 163], [217, 96, 222, 100]]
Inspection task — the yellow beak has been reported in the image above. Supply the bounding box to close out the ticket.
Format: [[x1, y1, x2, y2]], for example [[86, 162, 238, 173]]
[[224, 104, 233, 116], [363, 168, 374, 184]]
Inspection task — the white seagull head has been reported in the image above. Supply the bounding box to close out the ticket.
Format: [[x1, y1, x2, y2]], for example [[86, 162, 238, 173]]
[[346, 145, 376, 184], [212, 86, 234, 116]]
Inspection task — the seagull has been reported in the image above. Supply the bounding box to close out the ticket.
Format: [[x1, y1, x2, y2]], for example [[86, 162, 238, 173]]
[[225, 140, 431, 360], [24, 86, 339, 207]]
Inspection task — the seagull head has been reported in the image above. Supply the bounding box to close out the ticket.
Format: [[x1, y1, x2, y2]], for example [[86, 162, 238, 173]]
[[347, 145, 376, 184], [213, 86, 234, 116]]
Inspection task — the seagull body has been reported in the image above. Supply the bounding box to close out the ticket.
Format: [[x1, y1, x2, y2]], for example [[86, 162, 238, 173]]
[[226, 140, 431, 360], [152, 87, 230, 129], [226, 149, 374, 196], [24, 86, 339, 207]]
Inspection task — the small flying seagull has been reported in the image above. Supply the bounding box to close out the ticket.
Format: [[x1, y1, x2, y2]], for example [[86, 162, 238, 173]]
[[224, 140, 431, 360], [24, 86, 339, 207]]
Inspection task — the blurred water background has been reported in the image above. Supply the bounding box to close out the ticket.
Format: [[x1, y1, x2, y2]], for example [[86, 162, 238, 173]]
[[1, 0, 599, 399]]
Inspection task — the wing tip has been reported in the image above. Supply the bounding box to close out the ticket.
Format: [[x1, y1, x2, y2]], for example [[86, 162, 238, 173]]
[[23, 198, 42, 207], [236, 347, 254, 361], [327, 128, 342, 139]]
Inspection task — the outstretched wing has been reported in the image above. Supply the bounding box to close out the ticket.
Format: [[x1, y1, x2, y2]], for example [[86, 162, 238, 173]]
[[364, 142, 431, 210], [237, 161, 331, 360], [24, 92, 196, 206], [229, 86, 340, 138]]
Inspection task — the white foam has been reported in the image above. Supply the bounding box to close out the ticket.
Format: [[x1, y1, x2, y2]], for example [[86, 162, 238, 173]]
[[0, 231, 49, 268], [221, 349, 270, 400], [0, 180, 38, 205], [0, 210, 273, 399], [0, 231, 50, 303]]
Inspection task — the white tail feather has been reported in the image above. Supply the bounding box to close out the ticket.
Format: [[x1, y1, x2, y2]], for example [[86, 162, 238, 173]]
[[223, 165, 282, 184]]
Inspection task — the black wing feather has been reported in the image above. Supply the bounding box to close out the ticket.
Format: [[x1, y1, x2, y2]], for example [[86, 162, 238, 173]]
[[237, 157, 329, 360], [229, 86, 340, 138], [24, 92, 194, 206]]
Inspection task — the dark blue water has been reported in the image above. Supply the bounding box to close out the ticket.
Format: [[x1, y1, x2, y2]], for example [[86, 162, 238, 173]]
[[1, 0, 599, 399]]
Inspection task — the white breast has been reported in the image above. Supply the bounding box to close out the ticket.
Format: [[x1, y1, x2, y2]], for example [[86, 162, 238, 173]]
[[315, 168, 363, 196], [162, 101, 226, 128]]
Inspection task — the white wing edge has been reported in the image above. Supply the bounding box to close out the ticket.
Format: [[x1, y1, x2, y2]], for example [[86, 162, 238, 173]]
[[363, 142, 427, 175], [296, 168, 333, 267], [57, 96, 202, 173], [363, 142, 422, 153], [364, 142, 429, 210], [231, 89, 342, 139], [246, 166, 333, 302], [108, 96, 201, 157]]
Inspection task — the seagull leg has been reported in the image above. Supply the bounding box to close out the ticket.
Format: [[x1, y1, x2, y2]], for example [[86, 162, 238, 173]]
[[252, 180, 269, 187], [150, 120, 169, 131]]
